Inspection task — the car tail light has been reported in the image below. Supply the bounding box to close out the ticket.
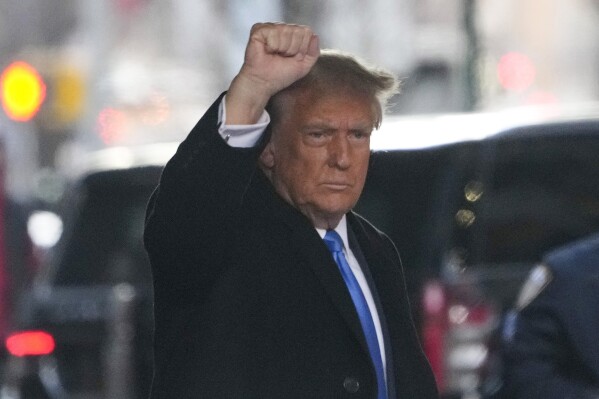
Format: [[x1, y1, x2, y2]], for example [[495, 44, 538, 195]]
[[5, 330, 55, 357], [422, 280, 448, 391], [421, 280, 497, 396]]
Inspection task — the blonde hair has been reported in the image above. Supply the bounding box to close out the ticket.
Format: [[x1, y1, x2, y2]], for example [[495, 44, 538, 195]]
[[267, 50, 399, 129]]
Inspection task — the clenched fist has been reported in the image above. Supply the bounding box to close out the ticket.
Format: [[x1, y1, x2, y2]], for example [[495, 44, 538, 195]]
[[226, 23, 320, 125]]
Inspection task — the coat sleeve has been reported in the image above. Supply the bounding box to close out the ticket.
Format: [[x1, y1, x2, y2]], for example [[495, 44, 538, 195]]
[[144, 93, 263, 299], [502, 272, 599, 399]]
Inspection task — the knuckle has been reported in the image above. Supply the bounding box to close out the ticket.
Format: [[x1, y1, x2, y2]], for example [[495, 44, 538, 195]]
[[250, 22, 265, 33]]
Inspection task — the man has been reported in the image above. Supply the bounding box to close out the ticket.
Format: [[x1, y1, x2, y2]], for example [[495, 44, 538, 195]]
[[502, 232, 599, 398], [145, 23, 438, 398]]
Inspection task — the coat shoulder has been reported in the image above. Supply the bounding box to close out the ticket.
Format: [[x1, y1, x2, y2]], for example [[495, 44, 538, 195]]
[[544, 232, 599, 279]]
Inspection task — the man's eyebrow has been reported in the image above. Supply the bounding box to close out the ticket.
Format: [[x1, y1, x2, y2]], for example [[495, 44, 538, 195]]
[[301, 122, 334, 131], [350, 123, 375, 131], [301, 121, 375, 131]]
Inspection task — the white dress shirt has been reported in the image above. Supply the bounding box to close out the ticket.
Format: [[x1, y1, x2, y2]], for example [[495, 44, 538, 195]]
[[315, 218, 387, 376], [217, 96, 387, 376]]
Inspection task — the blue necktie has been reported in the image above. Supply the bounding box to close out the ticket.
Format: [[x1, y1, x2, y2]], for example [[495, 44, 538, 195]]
[[323, 230, 387, 399]]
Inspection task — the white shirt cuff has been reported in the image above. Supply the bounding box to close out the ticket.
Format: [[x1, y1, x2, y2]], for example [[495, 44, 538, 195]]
[[217, 95, 270, 148]]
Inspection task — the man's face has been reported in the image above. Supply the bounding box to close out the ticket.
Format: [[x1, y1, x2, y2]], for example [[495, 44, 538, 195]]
[[260, 89, 376, 229]]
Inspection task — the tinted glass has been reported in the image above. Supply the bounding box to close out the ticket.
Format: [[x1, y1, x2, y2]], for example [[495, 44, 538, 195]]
[[454, 131, 599, 266], [53, 167, 160, 286]]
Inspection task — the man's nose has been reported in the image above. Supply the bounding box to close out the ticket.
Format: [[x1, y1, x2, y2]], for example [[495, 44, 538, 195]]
[[327, 133, 351, 169]]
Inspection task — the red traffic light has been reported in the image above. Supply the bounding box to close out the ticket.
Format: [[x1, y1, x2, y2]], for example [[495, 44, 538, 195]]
[[1, 61, 47, 122]]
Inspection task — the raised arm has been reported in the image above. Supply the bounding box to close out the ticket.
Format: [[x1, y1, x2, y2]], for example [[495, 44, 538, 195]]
[[145, 23, 320, 293], [225, 22, 319, 125]]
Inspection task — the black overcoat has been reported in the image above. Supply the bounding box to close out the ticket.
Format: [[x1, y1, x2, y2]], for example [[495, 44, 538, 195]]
[[144, 94, 438, 399]]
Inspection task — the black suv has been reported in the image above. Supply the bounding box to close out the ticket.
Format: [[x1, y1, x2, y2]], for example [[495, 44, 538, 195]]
[[1, 144, 176, 399], [2, 117, 599, 399], [358, 117, 599, 398]]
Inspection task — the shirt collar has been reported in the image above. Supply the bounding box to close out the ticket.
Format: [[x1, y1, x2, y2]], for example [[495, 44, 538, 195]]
[[316, 215, 349, 250]]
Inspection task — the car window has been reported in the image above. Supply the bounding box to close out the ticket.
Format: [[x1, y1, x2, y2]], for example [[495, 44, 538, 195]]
[[52, 168, 159, 286], [358, 146, 452, 268], [451, 132, 599, 267], [358, 127, 599, 302]]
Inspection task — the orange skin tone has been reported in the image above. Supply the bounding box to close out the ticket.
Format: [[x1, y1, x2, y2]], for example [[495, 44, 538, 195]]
[[260, 89, 375, 229]]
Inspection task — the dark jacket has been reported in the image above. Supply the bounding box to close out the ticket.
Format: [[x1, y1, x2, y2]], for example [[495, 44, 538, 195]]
[[144, 94, 438, 399], [503, 233, 599, 399]]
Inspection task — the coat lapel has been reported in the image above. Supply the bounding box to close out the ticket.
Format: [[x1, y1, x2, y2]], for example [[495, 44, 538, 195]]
[[347, 213, 408, 342], [346, 222, 397, 398], [348, 213, 430, 398], [289, 224, 372, 357]]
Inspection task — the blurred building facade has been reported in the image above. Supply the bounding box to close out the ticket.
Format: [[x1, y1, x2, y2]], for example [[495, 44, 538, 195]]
[[0, 0, 598, 201]]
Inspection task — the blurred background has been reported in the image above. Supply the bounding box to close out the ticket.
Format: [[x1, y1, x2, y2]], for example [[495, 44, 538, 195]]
[[1, 0, 598, 201], [1, 1, 599, 399]]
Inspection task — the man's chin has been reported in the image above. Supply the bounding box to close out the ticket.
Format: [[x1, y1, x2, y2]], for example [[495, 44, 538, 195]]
[[300, 203, 355, 228]]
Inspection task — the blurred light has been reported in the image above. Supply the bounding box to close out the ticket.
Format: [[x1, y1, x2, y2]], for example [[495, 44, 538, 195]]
[[447, 343, 488, 369], [464, 181, 484, 202], [27, 211, 63, 248], [5, 331, 55, 357], [453, 373, 481, 393], [53, 65, 85, 125], [141, 91, 170, 126], [526, 91, 558, 105], [455, 209, 476, 228], [372, 112, 515, 150], [423, 281, 446, 315], [88, 146, 135, 170], [422, 280, 448, 391], [97, 107, 127, 144], [497, 52, 536, 92], [116, 0, 144, 13], [1, 61, 46, 122], [449, 305, 470, 324]]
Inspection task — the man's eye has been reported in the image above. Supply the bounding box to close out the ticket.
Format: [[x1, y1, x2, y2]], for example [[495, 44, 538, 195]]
[[351, 131, 370, 140], [304, 131, 329, 146], [307, 131, 326, 140]]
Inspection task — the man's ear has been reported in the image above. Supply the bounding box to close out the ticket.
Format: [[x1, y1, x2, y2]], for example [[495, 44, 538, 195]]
[[259, 141, 275, 169]]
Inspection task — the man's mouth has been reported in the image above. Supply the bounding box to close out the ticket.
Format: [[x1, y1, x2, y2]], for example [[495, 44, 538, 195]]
[[322, 182, 351, 190]]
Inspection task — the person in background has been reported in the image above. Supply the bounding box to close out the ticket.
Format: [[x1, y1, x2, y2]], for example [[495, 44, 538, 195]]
[[502, 232, 599, 398], [144, 22, 438, 398]]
